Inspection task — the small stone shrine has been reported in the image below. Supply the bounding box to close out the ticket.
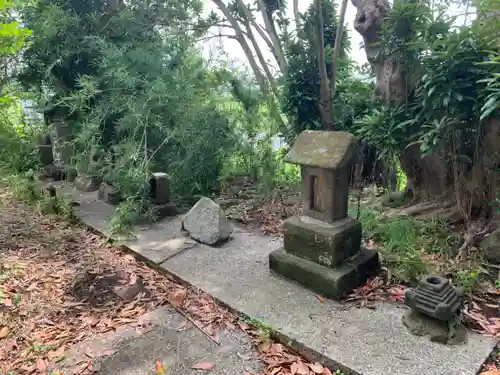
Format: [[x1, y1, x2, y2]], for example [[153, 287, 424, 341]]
[[149, 172, 178, 218], [269, 130, 379, 299], [403, 275, 467, 345]]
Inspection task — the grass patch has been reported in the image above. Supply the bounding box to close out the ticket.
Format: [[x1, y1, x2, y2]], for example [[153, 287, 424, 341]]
[[354, 205, 456, 283], [2, 172, 75, 221], [354, 204, 489, 295]]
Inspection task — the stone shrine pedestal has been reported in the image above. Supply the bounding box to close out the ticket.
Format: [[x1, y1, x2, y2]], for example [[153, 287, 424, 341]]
[[269, 131, 379, 299], [270, 216, 378, 299]]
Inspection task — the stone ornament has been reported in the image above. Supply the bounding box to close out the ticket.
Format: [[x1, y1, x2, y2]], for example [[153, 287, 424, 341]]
[[403, 275, 467, 345], [405, 275, 462, 322]]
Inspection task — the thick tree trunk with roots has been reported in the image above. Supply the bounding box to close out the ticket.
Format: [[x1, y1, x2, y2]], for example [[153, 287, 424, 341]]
[[351, 0, 500, 254], [351, 0, 452, 201]]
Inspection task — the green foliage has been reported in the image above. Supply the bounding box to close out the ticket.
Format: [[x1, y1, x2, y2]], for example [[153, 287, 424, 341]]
[[18, 0, 243, 231], [0, 0, 32, 85], [0, 1, 38, 175], [357, 206, 452, 282], [5, 171, 41, 203], [282, 0, 371, 141], [352, 0, 499, 205], [0, 94, 41, 173], [354, 105, 414, 162], [455, 267, 483, 296], [478, 53, 500, 121]]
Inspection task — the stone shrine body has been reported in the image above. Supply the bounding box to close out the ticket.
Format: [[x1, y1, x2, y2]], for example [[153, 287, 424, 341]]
[[269, 130, 379, 299]]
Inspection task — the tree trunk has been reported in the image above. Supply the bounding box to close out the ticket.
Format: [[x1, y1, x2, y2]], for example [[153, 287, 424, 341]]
[[351, 0, 449, 199], [236, 0, 280, 97], [293, 0, 300, 31], [331, 0, 348, 99], [256, 0, 288, 74], [212, 0, 268, 93], [316, 0, 334, 130]]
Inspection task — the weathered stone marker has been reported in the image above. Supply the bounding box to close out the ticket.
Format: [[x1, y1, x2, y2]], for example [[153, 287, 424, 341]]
[[149, 172, 170, 205], [38, 134, 54, 166], [269, 130, 379, 299], [149, 172, 178, 219], [403, 275, 467, 344], [39, 117, 76, 181]]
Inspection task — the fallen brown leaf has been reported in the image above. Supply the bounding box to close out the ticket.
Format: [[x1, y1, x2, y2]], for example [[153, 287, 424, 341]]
[[74, 360, 90, 375], [191, 362, 215, 370], [26, 282, 38, 291], [0, 326, 10, 338], [309, 362, 324, 373], [291, 361, 309, 375], [36, 358, 47, 373], [238, 322, 251, 330], [316, 295, 325, 303], [480, 370, 500, 375], [48, 346, 65, 360], [258, 341, 272, 353], [169, 289, 187, 307]]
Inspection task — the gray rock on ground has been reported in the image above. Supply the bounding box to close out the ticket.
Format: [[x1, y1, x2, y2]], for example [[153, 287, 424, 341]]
[[182, 197, 233, 245], [481, 228, 500, 264]]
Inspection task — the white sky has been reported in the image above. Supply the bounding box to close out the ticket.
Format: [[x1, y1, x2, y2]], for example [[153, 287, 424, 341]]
[[201, 0, 475, 73]]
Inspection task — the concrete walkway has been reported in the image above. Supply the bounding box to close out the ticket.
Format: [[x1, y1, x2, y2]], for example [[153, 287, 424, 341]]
[[62, 306, 261, 375], [58, 184, 496, 375]]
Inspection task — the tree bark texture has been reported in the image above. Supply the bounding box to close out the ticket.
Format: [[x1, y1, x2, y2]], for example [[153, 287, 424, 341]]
[[351, 0, 450, 200], [316, 0, 334, 131], [351, 0, 500, 215]]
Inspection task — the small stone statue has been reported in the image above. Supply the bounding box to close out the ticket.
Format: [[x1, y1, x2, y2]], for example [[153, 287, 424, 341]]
[[403, 275, 467, 345]]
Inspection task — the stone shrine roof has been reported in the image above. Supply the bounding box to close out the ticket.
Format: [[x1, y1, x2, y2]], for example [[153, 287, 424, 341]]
[[285, 130, 357, 170]]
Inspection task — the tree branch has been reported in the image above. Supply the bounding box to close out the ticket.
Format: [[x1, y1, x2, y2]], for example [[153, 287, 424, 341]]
[[331, 0, 348, 99], [255, 0, 288, 74], [197, 34, 239, 42], [236, 0, 280, 97], [293, 0, 300, 31], [211, 0, 268, 92], [316, 0, 334, 130], [251, 21, 274, 52]]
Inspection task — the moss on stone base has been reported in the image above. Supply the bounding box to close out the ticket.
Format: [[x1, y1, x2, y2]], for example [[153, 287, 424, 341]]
[[283, 216, 362, 267], [269, 247, 379, 299]]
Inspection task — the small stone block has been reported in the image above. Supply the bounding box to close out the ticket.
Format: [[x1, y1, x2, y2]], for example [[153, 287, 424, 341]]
[[283, 216, 361, 267], [75, 175, 102, 192], [43, 165, 76, 182], [404, 275, 462, 322], [152, 202, 179, 220], [269, 247, 379, 299], [38, 145, 54, 166], [98, 182, 122, 205], [149, 172, 170, 204]]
